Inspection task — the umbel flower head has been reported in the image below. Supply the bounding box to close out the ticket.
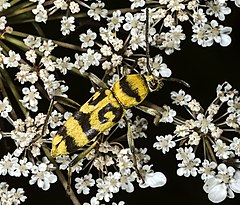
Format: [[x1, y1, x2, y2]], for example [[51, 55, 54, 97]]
[[153, 81, 240, 203], [0, 0, 239, 205]]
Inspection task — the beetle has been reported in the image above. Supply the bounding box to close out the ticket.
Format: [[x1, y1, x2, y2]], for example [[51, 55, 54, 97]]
[[49, 71, 188, 185], [51, 73, 163, 158]]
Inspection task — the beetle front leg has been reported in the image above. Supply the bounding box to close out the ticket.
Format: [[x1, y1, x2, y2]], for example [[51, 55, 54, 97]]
[[137, 101, 163, 126]]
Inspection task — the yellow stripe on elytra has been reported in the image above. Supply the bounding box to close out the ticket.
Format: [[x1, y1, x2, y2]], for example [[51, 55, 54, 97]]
[[51, 134, 68, 157], [64, 116, 89, 147], [89, 90, 120, 132]]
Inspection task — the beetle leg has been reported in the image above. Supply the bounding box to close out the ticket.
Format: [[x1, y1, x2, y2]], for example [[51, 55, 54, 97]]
[[126, 117, 144, 182], [82, 72, 108, 90], [137, 101, 163, 126], [32, 95, 80, 144], [67, 135, 101, 192]]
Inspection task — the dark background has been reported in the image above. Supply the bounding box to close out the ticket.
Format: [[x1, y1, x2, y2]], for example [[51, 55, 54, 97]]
[[1, 2, 240, 205]]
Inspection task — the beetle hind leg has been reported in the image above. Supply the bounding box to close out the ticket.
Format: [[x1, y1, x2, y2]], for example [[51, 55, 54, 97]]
[[126, 118, 145, 182], [66, 135, 101, 192]]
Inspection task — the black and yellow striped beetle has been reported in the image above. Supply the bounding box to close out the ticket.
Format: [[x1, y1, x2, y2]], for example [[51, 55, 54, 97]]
[[51, 73, 163, 158], [50, 71, 188, 185]]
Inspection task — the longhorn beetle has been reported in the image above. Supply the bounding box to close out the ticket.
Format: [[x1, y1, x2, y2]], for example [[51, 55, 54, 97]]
[[46, 7, 189, 188]]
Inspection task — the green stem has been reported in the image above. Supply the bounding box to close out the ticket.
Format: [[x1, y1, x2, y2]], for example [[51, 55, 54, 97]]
[[10, 0, 23, 6], [6, 4, 36, 18], [205, 138, 217, 163], [1, 1, 34, 17], [3, 33, 30, 52], [32, 22, 45, 37]]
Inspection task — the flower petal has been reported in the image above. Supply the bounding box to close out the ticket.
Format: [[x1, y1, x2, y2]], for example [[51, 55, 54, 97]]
[[142, 172, 167, 188], [230, 179, 240, 193], [208, 183, 227, 203]]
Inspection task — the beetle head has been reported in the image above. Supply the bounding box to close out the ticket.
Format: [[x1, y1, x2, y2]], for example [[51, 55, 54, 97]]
[[143, 74, 164, 92]]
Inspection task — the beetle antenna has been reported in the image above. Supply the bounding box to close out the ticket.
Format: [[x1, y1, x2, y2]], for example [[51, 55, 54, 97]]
[[145, 5, 151, 74], [163, 77, 190, 87]]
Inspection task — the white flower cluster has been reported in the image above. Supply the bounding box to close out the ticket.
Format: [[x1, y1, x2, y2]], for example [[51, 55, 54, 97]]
[[0, 0, 239, 204], [56, 141, 166, 204], [10, 113, 47, 157], [153, 82, 240, 203], [0, 154, 57, 191], [0, 182, 26, 205]]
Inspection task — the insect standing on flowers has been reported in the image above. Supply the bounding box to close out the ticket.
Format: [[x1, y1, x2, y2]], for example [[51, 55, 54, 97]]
[[48, 6, 189, 187], [50, 72, 188, 181]]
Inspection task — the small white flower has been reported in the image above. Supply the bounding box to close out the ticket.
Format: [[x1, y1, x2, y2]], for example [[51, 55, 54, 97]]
[[39, 40, 57, 56], [107, 10, 124, 31], [75, 174, 95, 195], [25, 49, 37, 64], [56, 56, 73, 75], [129, 0, 145, 9], [206, 1, 231, 21], [195, 113, 215, 134], [139, 165, 167, 188], [123, 12, 142, 36], [3, 50, 21, 68], [69, 1, 80, 14], [79, 29, 97, 48], [23, 35, 41, 49], [212, 139, 233, 159], [230, 137, 240, 156], [82, 49, 102, 68], [171, 89, 192, 106], [187, 99, 201, 112], [83, 197, 100, 205], [20, 85, 42, 112], [226, 113, 240, 129], [0, 182, 27, 205], [13, 157, 33, 177], [61, 16, 75, 36], [117, 155, 133, 175], [153, 134, 176, 154], [188, 131, 201, 145], [87, 1, 108, 21], [177, 156, 201, 177], [131, 116, 148, 139], [119, 172, 136, 193], [203, 164, 240, 203], [0, 153, 19, 176], [29, 162, 57, 191], [159, 105, 176, 123], [150, 54, 172, 78], [176, 146, 195, 161], [32, 4, 48, 23], [49, 110, 63, 129], [111, 54, 123, 67], [0, 0, 11, 11], [198, 159, 217, 181], [208, 20, 232, 47], [207, 103, 220, 116], [192, 8, 208, 25], [216, 81, 236, 102], [0, 97, 12, 118], [0, 16, 7, 30]]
